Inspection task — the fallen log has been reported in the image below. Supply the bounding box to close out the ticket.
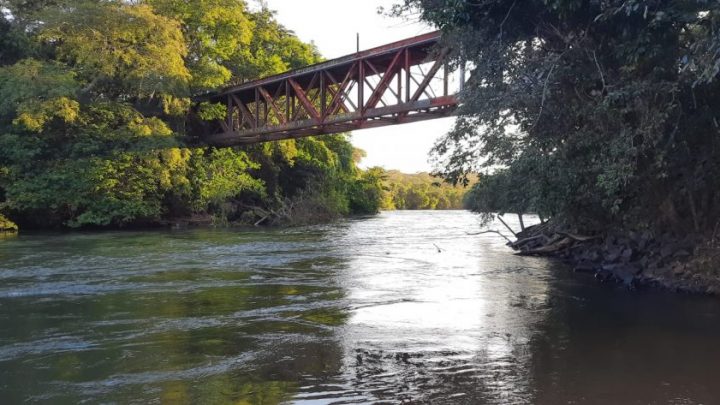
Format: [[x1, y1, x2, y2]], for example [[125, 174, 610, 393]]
[[510, 234, 547, 249], [516, 237, 574, 256], [254, 215, 270, 227], [557, 231, 600, 242]]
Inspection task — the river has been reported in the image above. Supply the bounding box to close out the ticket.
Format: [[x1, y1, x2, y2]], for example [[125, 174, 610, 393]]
[[1, 211, 719, 404]]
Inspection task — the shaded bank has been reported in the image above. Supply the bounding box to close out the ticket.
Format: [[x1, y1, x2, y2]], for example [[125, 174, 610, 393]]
[[507, 221, 720, 295]]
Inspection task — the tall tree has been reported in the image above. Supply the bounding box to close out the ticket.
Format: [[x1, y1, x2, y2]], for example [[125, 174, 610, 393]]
[[394, 0, 720, 232], [0, 0, 381, 228]]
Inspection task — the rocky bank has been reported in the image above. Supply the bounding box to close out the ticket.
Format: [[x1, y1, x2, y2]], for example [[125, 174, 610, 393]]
[[511, 222, 720, 295]]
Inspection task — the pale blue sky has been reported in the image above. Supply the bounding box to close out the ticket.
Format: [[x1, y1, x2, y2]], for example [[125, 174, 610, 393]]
[[266, 0, 455, 173]]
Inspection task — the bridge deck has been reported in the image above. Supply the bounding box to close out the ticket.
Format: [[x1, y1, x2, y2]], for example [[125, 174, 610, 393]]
[[196, 31, 459, 146]]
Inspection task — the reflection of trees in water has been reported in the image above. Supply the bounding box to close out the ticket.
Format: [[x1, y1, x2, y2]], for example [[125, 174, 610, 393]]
[[0, 234, 352, 404], [141, 256, 350, 404], [527, 279, 720, 404]]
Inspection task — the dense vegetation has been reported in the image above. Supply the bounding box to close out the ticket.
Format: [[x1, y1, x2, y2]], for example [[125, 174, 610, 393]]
[[392, 0, 720, 238], [0, 213, 16, 232], [0, 0, 384, 229], [380, 170, 468, 210]]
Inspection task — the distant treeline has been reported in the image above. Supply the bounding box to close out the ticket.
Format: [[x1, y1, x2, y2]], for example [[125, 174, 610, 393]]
[[378, 170, 473, 211]]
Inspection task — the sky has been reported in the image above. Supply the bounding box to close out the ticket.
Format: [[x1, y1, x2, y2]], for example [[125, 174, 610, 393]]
[[264, 0, 455, 173]]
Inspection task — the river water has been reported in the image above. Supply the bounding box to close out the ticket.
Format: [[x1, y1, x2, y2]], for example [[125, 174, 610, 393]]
[[1, 211, 719, 404]]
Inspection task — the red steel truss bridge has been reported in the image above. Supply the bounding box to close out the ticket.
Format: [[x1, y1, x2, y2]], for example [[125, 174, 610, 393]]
[[194, 31, 462, 146]]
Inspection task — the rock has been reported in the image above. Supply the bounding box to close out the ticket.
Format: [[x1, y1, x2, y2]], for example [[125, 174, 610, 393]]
[[621, 247, 634, 262], [605, 245, 623, 262], [660, 244, 675, 259], [613, 264, 641, 288], [509, 222, 714, 295], [673, 249, 691, 258], [672, 263, 686, 276], [595, 268, 613, 282], [599, 263, 640, 288], [584, 249, 600, 262], [574, 261, 596, 273]]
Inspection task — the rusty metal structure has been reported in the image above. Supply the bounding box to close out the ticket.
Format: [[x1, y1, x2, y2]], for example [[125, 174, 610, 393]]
[[196, 31, 459, 146]]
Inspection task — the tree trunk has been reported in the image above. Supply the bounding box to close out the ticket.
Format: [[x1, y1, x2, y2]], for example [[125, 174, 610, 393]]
[[517, 213, 525, 232]]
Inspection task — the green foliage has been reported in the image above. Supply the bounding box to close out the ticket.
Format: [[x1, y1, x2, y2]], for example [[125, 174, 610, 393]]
[[0, 1, 379, 229], [188, 148, 263, 210], [146, 0, 253, 89], [0, 214, 17, 232], [197, 102, 227, 121], [261, 139, 384, 223], [14, 96, 79, 131], [275, 179, 351, 226], [146, 1, 320, 90], [380, 170, 471, 210], [0, 59, 79, 116], [464, 168, 535, 225], [0, 18, 31, 66], [228, 7, 322, 83], [396, 0, 720, 232], [0, 100, 189, 227], [348, 167, 385, 214], [39, 1, 190, 97]]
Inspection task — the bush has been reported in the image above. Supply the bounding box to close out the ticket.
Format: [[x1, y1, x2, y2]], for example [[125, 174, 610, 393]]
[[0, 214, 18, 232]]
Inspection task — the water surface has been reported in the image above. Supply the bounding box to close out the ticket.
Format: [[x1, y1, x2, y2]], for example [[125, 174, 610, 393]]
[[1, 211, 719, 404]]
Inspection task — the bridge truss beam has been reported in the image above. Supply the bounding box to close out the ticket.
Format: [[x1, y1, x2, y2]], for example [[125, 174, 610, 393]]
[[196, 31, 457, 146]]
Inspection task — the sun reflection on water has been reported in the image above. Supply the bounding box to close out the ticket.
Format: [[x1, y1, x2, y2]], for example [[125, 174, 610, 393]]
[[308, 211, 553, 403]]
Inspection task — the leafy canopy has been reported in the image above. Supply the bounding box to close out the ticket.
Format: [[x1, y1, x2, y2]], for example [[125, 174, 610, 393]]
[[395, 0, 720, 232], [0, 0, 380, 229]]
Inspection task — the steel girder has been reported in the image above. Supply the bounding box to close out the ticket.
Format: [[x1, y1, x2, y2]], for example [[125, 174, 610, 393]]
[[195, 31, 458, 146]]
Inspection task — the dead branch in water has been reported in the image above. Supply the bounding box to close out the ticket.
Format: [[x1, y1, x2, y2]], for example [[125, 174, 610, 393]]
[[254, 215, 270, 227], [466, 230, 513, 243], [497, 215, 517, 237]]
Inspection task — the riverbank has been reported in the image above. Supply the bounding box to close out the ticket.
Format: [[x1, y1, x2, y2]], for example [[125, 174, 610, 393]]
[[510, 222, 720, 295]]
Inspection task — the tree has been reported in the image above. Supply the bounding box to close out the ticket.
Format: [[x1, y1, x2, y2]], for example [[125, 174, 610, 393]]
[[378, 170, 472, 210], [348, 167, 385, 214], [0, 0, 381, 229], [393, 0, 720, 233], [40, 1, 190, 98], [146, 0, 254, 90]]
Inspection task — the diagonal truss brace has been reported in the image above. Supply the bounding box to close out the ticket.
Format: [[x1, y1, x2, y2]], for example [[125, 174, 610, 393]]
[[195, 31, 462, 146]]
